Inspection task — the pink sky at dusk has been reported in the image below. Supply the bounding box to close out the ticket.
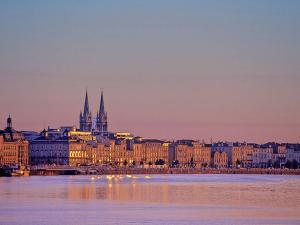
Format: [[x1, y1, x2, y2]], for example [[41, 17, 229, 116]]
[[0, 1, 299, 143]]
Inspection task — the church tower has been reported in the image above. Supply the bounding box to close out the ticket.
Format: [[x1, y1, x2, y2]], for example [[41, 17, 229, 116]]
[[96, 90, 108, 134], [79, 89, 92, 131]]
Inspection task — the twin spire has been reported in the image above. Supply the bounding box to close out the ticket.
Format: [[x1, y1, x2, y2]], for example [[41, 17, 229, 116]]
[[99, 90, 105, 116], [83, 89, 90, 117], [79, 89, 108, 133]]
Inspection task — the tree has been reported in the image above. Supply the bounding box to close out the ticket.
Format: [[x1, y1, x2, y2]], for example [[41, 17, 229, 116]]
[[285, 160, 292, 169], [172, 160, 179, 168], [190, 157, 195, 168], [273, 160, 281, 168], [123, 160, 128, 167], [148, 161, 153, 166], [267, 159, 273, 168], [236, 159, 242, 167], [155, 159, 165, 166], [132, 161, 136, 167], [292, 159, 299, 169], [202, 162, 208, 168], [140, 161, 144, 166]]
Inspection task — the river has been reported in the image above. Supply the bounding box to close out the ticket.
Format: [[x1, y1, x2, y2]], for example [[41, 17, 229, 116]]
[[0, 174, 300, 225]]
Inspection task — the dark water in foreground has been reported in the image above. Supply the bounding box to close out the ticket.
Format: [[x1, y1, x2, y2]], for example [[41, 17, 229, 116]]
[[0, 174, 300, 225]]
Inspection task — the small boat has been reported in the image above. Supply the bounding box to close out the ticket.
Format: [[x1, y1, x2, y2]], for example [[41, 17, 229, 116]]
[[0, 167, 12, 177], [11, 168, 30, 177], [0, 165, 30, 177]]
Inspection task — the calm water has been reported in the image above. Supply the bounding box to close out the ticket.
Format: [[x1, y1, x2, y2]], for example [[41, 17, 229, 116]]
[[0, 174, 300, 225]]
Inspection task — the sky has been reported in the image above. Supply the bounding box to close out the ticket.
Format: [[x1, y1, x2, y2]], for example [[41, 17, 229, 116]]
[[0, 0, 299, 143]]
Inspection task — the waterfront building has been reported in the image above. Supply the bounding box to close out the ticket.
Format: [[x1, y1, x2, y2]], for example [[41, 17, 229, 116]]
[[29, 127, 104, 166], [286, 144, 300, 164], [170, 140, 194, 167], [194, 143, 211, 167], [29, 129, 70, 165], [133, 141, 143, 166], [271, 144, 287, 167], [141, 139, 170, 167], [252, 146, 273, 168], [93, 138, 170, 168], [212, 151, 228, 168], [113, 139, 134, 166], [169, 140, 211, 168], [69, 141, 102, 166], [0, 116, 29, 166], [93, 139, 133, 167], [94, 142, 108, 165], [79, 90, 93, 131], [232, 143, 254, 168], [30, 128, 102, 166], [211, 142, 232, 167]]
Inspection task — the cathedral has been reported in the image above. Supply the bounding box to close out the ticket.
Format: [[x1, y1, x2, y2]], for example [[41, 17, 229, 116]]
[[79, 90, 108, 134]]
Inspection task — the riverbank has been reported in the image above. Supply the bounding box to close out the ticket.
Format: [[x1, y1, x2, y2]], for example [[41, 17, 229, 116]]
[[29, 167, 300, 176]]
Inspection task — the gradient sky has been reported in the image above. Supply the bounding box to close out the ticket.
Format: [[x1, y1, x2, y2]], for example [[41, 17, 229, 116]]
[[0, 0, 299, 143]]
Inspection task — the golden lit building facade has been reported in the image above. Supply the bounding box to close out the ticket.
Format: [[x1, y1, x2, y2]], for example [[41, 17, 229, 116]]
[[212, 151, 228, 168], [112, 139, 134, 166], [0, 116, 29, 166], [30, 129, 102, 166], [141, 140, 169, 166], [174, 144, 194, 167], [95, 139, 134, 167], [133, 142, 143, 165], [232, 144, 254, 167], [194, 144, 211, 167], [68, 141, 103, 166], [169, 141, 212, 168]]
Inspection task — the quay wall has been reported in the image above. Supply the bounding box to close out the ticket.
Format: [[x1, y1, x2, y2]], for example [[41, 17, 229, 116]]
[[30, 167, 300, 176]]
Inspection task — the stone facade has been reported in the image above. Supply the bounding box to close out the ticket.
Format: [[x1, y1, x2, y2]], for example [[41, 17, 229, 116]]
[[169, 141, 211, 168], [211, 143, 232, 167], [0, 116, 29, 166], [171, 143, 194, 167], [252, 147, 273, 167], [213, 151, 228, 168], [141, 140, 169, 166], [286, 148, 300, 163], [194, 144, 211, 168], [232, 144, 254, 167]]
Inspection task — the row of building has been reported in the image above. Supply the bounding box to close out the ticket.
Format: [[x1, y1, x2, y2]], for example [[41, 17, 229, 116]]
[[1, 115, 300, 169], [1, 91, 299, 169]]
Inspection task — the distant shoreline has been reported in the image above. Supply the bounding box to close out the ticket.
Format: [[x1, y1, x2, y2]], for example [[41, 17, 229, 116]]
[[29, 167, 300, 176]]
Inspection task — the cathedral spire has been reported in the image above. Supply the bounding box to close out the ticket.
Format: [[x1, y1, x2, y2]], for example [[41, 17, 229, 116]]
[[80, 89, 92, 131], [99, 90, 105, 115], [96, 90, 108, 134], [83, 88, 90, 116]]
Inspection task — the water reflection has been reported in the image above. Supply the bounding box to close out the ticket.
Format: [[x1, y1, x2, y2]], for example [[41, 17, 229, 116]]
[[1, 174, 300, 225], [51, 175, 300, 208]]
